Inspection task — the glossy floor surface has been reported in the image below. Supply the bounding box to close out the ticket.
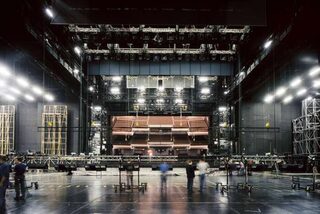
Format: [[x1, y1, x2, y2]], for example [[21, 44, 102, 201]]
[[4, 168, 320, 214]]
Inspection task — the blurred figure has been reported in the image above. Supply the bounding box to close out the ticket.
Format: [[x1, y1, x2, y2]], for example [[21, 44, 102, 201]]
[[125, 160, 134, 189], [186, 160, 195, 193], [0, 156, 10, 213], [197, 159, 209, 192], [159, 162, 169, 190], [14, 157, 27, 201]]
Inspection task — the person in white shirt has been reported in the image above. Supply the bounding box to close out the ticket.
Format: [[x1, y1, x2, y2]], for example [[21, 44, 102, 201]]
[[197, 159, 209, 192]]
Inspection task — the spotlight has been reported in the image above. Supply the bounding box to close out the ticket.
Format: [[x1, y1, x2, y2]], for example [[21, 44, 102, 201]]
[[16, 77, 29, 88], [201, 88, 210, 94], [88, 86, 94, 92], [264, 94, 274, 103], [73, 68, 79, 74], [290, 77, 302, 88], [275, 87, 287, 97], [0, 65, 11, 77], [218, 106, 227, 112], [158, 86, 164, 92], [305, 96, 313, 101], [74, 46, 82, 55], [175, 99, 183, 104], [264, 40, 273, 49], [32, 86, 43, 95], [45, 8, 54, 18], [44, 93, 54, 102], [156, 98, 164, 103], [313, 79, 320, 88], [283, 95, 293, 104], [137, 98, 145, 104], [25, 94, 35, 102], [296, 88, 307, 96], [110, 87, 120, 94], [0, 80, 6, 87], [139, 86, 145, 92], [224, 90, 229, 95], [198, 77, 208, 82], [9, 87, 21, 95], [309, 66, 320, 77], [112, 76, 122, 82], [93, 106, 102, 111], [4, 94, 15, 101]]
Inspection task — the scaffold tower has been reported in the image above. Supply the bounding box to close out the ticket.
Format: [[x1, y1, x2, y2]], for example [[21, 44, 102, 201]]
[[292, 99, 320, 155], [0, 105, 15, 155], [41, 105, 68, 155]]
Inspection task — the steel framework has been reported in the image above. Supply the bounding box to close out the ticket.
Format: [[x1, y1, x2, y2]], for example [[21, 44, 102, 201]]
[[0, 105, 15, 154], [41, 105, 68, 155], [293, 99, 320, 155]]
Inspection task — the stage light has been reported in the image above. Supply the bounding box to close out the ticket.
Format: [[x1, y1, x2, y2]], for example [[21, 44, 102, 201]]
[[224, 90, 229, 95], [110, 87, 120, 94], [4, 94, 15, 101], [156, 98, 164, 103], [264, 94, 274, 103], [309, 66, 320, 77], [296, 88, 307, 96], [112, 76, 122, 82], [93, 106, 102, 111], [9, 87, 21, 95], [313, 79, 320, 88], [290, 77, 302, 88], [73, 68, 79, 74], [175, 99, 183, 104], [0, 65, 11, 77], [74, 46, 82, 55], [218, 106, 227, 112], [201, 88, 210, 94], [16, 77, 29, 88], [198, 77, 208, 82], [283, 95, 293, 104], [25, 94, 35, 102], [32, 86, 43, 95], [44, 93, 54, 102], [88, 86, 94, 92], [139, 86, 145, 92], [0, 80, 6, 87], [275, 87, 287, 97], [158, 86, 164, 92], [175, 87, 183, 92], [45, 8, 54, 18], [137, 98, 145, 104], [264, 40, 273, 49], [305, 96, 313, 101]]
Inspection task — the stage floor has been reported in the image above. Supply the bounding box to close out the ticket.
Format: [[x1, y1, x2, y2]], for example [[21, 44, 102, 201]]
[[5, 169, 320, 214]]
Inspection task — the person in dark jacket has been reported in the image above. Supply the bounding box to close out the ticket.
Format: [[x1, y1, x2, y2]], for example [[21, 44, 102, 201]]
[[14, 157, 27, 201], [186, 160, 196, 193], [0, 155, 10, 213]]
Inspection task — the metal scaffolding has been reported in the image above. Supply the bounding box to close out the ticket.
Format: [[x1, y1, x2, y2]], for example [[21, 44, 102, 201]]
[[0, 105, 15, 155], [41, 105, 68, 155], [292, 99, 320, 155]]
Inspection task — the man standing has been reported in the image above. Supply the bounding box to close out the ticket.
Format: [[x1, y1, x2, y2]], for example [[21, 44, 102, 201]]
[[159, 162, 169, 190], [197, 159, 209, 192], [0, 156, 10, 213], [14, 157, 27, 201], [186, 160, 195, 193]]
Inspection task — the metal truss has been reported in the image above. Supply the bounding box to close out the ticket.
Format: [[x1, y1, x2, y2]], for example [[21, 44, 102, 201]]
[[293, 99, 320, 155]]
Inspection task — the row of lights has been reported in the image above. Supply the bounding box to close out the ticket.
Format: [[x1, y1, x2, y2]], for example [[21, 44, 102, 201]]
[[0, 64, 55, 102], [264, 65, 320, 104]]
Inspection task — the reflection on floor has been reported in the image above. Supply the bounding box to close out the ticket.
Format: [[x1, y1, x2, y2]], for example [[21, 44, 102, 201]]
[[5, 169, 320, 214]]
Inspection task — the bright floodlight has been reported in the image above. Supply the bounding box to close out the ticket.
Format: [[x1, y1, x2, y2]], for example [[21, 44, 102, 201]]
[[306, 96, 313, 101], [9, 87, 21, 95], [4, 94, 15, 101], [112, 76, 122, 82], [25, 94, 35, 102], [32, 86, 43, 95], [218, 106, 227, 112], [175, 99, 183, 104], [224, 90, 229, 95], [313, 79, 320, 88], [309, 66, 320, 77], [45, 8, 54, 18], [93, 106, 102, 111], [137, 98, 145, 104], [296, 88, 307, 96], [88, 86, 94, 92], [264, 40, 273, 49], [158, 86, 164, 92], [73, 68, 79, 74], [283, 95, 293, 104], [275, 87, 287, 97], [290, 77, 302, 88], [74, 46, 82, 55], [264, 94, 274, 103], [0, 80, 6, 88], [44, 93, 54, 102], [201, 88, 210, 94], [0, 65, 11, 77], [110, 87, 120, 94], [16, 77, 29, 88], [198, 76, 208, 82]]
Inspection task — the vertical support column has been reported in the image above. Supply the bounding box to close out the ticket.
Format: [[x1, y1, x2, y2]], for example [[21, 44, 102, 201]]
[[106, 114, 113, 155]]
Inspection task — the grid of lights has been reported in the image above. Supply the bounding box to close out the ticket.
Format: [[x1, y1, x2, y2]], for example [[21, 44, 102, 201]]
[[0, 63, 55, 102]]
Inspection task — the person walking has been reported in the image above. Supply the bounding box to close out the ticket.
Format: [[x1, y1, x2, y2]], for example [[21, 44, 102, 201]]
[[14, 157, 27, 201], [159, 162, 169, 190], [0, 156, 10, 213], [186, 160, 195, 193], [197, 159, 209, 192]]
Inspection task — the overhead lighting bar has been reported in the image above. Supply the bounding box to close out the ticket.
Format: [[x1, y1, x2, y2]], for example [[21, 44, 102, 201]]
[[112, 76, 122, 82], [25, 94, 35, 102], [290, 77, 302, 88], [275, 87, 287, 97], [309, 66, 320, 77], [74, 46, 82, 55], [0, 65, 11, 77], [44, 93, 55, 102], [313, 79, 320, 88], [264, 40, 273, 49], [264, 94, 274, 103], [45, 8, 54, 18], [283, 95, 293, 104], [9, 87, 21, 95], [198, 77, 208, 82], [16, 77, 29, 88], [4, 94, 15, 101], [32, 86, 43, 95], [296, 88, 307, 96]]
